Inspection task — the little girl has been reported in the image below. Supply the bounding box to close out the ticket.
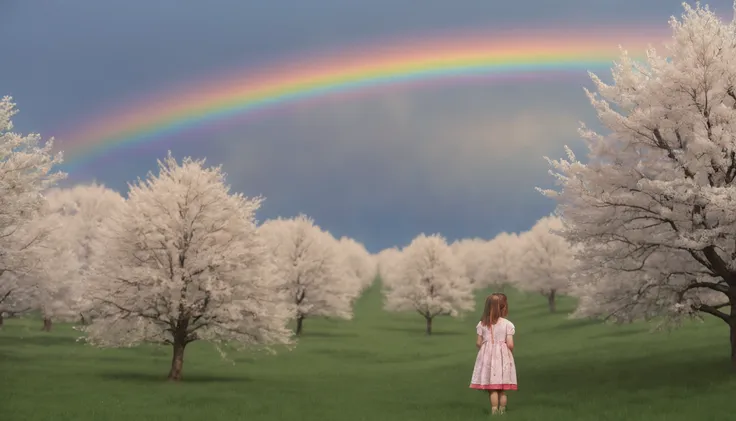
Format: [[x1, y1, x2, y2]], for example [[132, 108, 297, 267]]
[[469, 293, 517, 415]]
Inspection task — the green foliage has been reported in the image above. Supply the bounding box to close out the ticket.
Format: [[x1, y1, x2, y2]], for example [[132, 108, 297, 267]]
[[0, 285, 733, 421]]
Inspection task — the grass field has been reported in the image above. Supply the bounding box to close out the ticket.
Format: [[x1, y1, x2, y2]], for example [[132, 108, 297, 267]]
[[1, 285, 734, 421]]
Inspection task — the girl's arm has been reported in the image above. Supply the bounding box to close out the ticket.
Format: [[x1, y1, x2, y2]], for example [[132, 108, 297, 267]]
[[505, 334, 514, 352], [476, 334, 483, 349]]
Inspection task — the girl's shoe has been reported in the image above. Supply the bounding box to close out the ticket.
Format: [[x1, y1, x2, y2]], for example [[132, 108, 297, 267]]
[[498, 406, 506, 415], [491, 407, 499, 416]]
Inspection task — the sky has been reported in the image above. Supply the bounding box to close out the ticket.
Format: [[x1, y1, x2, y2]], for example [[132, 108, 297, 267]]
[[2, 0, 735, 253]]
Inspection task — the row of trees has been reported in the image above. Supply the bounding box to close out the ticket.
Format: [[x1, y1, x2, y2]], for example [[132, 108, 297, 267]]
[[3, 98, 565, 379], [0, 105, 382, 380], [374, 215, 577, 335], [6, 1, 736, 375], [378, 4, 736, 372], [1, 92, 582, 381]]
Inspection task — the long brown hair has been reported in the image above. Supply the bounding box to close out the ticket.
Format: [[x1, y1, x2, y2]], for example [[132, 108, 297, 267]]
[[480, 294, 503, 327], [496, 293, 509, 317]]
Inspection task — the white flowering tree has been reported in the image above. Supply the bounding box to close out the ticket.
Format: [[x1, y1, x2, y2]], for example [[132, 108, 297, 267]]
[[22, 210, 82, 331], [259, 215, 360, 336], [516, 215, 576, 313], [28, 184, 127, 330], [82, 153, 293, 381], [485, 232, 522, 290], [383, 234, 474, 335], [540, 4, 736, 368], [338, 236, 377, 292], [0, 96, 66, 322], [451, 238, 492, 290], [0, 268, 37, 327], [376, 247, 402, 283]]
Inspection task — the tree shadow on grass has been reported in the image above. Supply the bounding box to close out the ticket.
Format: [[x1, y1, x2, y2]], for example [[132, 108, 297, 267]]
[[551, 318, 601, 330], [298, 330, 358, 338], [520, 351, 730, 394], [310, 348, 376, 360], [98, 371, 253, 384], [380, 325, 464, 336], [592, 327, 649, 339], [92, 354, 153, 364], [0, 335, 79, 347], [0, 350, 31, 363]]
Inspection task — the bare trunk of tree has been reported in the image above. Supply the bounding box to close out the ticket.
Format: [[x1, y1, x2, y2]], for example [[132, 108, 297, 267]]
[[730, 301, 736, 371], [548, 290, 557, 313], [41, 317, 52, 332], [295, 315, 304, 336], [167, 340, 187, 381], [425, 316, 433, 335], [0, 313, 4, 328]]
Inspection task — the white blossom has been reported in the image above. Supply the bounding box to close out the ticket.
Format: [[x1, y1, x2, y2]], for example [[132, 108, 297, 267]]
[[539, 4, 736, 364], [81, 152, 293, 381], [258, 215, 360, 335], [338, 236, 377, 292], [27, 184, 127, 327], [383, 234, 474, 335], [485, 232, 522, 289], [451, 238, 493, 289], [0, 96, 65, 313], [516, 215, 577, 312]]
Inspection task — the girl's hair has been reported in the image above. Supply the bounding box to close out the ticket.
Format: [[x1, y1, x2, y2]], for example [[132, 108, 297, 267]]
[[480, 293, 510, 326], [480, 294, 503, 327], [497, 293, 509, 317]]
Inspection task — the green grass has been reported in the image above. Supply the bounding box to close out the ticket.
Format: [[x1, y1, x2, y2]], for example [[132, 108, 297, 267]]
[[1, 285, 734, 421]]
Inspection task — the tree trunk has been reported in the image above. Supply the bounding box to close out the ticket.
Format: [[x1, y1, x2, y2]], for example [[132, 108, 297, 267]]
[[41, 317, 52, 332], [730, 301, 736, 370], [167, 340, 187, 381], [547, 290, 557, 313], [425, 316, 433, 335], [295, 316, 304, 336], [730, 321, 736, 370], [0, 313, 4, 328]]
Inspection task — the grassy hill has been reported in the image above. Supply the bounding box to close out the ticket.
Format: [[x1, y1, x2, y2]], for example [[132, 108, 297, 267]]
[[1, 285, 733, 421]]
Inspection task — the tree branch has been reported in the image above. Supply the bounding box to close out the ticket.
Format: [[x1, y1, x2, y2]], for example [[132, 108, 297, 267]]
[[692, 303, 731, 324]]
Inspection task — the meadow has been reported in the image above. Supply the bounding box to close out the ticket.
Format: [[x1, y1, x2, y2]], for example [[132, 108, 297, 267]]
[[1, 285, 734, 421]]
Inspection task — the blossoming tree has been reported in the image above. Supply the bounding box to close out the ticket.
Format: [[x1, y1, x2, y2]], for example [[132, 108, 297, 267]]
[[82, 153, 293, 381], [540, 4, 736, 368], [516, 215, 576, 313], [383, 234, 474, 335], [0, 96, 65, 321], [259, 215, 360, 336]]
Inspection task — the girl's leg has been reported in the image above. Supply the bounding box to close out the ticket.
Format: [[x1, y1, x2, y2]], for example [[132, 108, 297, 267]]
[[499, 391, 507, 414], [489, 390, 499, 414]]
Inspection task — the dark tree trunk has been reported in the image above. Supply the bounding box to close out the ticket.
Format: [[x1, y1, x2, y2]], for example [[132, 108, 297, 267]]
[[79, 313, 87, 325], [41, 317, 52, 332], [425, 316, 433, 335], [295, 316, 304, 336], [730, 301, 736, 370], [547, 290, 557, 313], [167, 340, 187, 381], [730, 322, 736, 370], [0, 313, 4, 328]]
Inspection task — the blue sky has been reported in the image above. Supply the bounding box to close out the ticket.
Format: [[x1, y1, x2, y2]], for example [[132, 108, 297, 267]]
[[2, 0, 734, 252]]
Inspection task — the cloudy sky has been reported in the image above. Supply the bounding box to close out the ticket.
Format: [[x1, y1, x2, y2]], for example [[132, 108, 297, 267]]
[[2, 0, 734, 252]]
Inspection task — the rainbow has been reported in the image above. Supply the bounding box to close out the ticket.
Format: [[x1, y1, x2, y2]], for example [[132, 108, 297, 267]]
[[57, 27, 669, 170]]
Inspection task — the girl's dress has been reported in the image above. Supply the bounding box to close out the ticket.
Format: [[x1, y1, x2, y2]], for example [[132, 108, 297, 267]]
[[469, 317, 517, 390]]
